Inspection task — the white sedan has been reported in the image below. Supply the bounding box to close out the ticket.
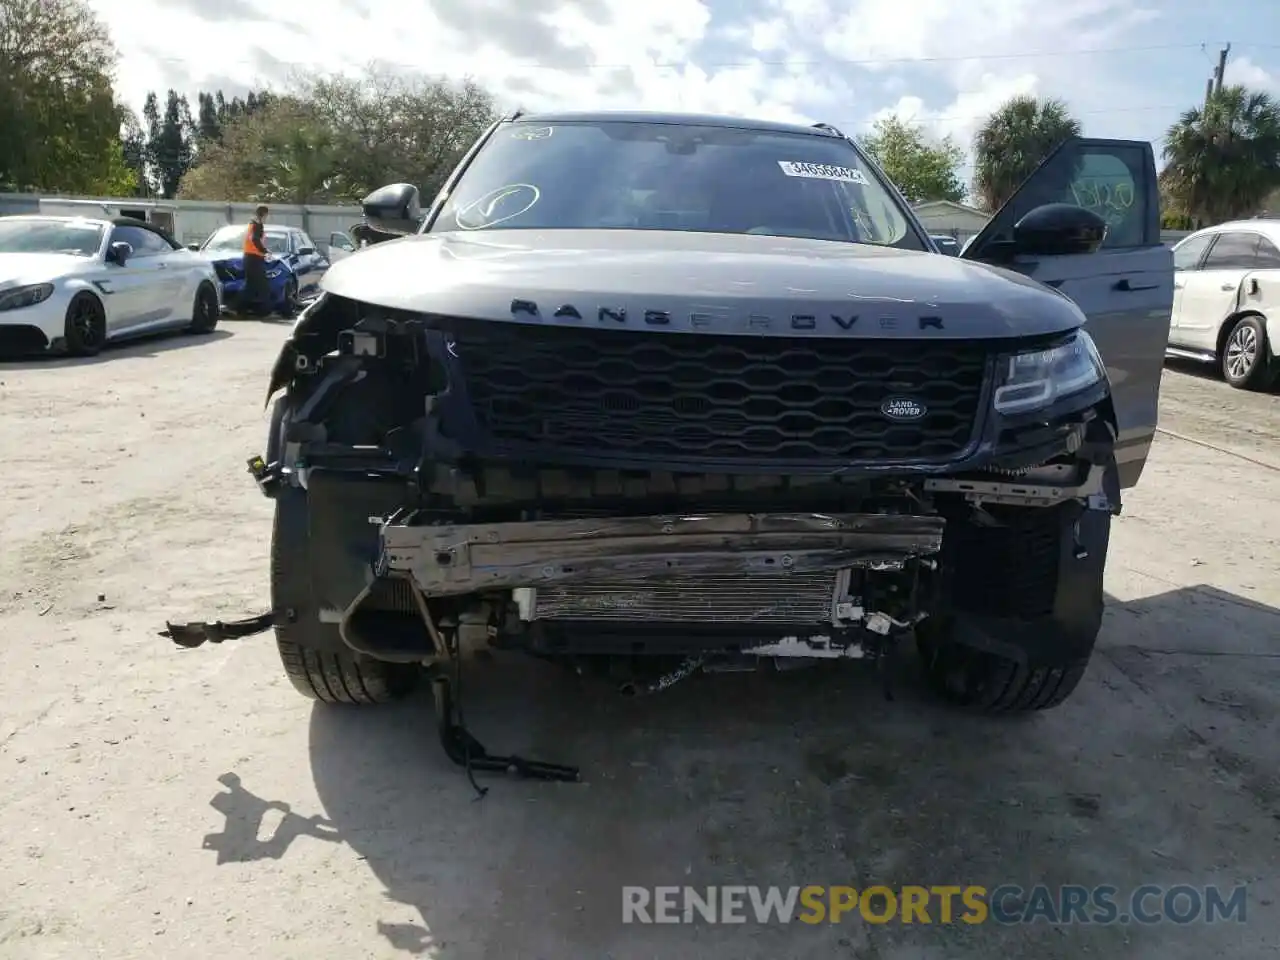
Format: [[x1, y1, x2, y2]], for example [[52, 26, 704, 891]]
[[1168, 220, 1280, 389], [0, 215, 221, 357]]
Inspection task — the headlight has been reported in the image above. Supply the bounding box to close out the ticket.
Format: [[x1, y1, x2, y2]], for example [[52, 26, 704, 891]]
[[993, 330, 1106, 415], [266, 269, 283, 279], [0, 282, 55, 311]]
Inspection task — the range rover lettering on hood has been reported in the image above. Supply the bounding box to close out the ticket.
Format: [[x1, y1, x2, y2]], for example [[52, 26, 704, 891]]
[[508, 297, 946, 331], [316, 228, 1087, 340]]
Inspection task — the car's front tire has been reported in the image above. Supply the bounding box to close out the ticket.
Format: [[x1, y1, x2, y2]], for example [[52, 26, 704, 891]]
[[188, 282, 220, 334], [915, 499, 1111, 714], [271, 486, 419, 705], [278, 278, 298, 318], [916, 617, 1090, 712], [63, 292, 106, 356]]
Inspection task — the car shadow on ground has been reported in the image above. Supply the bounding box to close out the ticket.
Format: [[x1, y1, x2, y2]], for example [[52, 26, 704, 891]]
[[207, 583, 1280, 958], [0, 328, 233, 369]]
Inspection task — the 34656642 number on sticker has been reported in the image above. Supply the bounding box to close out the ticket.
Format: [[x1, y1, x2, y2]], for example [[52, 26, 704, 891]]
[[778, 161, 870, 185]]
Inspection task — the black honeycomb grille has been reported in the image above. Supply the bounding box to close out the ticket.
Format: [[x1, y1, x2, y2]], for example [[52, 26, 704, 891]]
[[446, 322, 988, 462]]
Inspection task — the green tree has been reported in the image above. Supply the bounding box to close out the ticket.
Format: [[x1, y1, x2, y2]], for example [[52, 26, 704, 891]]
[[179, 96, 345, 203], [0, 0, 136, 193], [178, 68, 497, 204], [301, 68, 496, 200], [118, 109, 148, 196], [973, 95, 1082, 211], [195, 92, 222, 143], [1161, 85, 1280, 226], [145, 89, 195, 197], [858, 116, 966, 204]]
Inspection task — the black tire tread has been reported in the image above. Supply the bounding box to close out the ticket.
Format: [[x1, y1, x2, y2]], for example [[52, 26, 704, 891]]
[[270, 487, 417, 705], [918, 623, 1089, 714], [189, 282, 220, 334], [64, 292, 105, 356], [275, 638, 413, 705]]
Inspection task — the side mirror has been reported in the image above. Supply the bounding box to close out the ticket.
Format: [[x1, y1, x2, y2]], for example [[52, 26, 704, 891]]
[[107, 241, 133, 265], [361, 182, 422, 236], [1013, 203, 1107, 257], [186, 243, 200, 251], [297, 247, 316, 256]]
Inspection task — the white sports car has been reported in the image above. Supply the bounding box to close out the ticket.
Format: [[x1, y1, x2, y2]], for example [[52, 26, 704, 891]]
[[0, 215, 222, 357]]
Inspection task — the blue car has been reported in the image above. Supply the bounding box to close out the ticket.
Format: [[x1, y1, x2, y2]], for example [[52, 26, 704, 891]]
[[190, 224, 328, 315]]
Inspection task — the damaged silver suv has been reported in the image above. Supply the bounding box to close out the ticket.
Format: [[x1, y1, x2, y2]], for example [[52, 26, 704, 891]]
[[166, 112, 1172, 779]]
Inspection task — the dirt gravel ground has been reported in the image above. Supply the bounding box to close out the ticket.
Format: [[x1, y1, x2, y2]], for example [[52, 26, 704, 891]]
[[0, 323, 1277, 960]]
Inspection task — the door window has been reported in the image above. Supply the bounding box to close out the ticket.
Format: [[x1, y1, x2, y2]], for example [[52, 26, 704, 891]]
[[1064, 150, 1146, 247], [1202, 232, 1260, 270], [330, 232, 355, 251], [963, 139, 1157, 254], [1255, 236, 1280, 268], [110, 225, 171, 257], [1173, 234, 1213, 271]]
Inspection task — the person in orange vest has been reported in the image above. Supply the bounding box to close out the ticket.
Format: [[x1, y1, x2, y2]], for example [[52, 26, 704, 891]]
[[241, 204, 271, 316]]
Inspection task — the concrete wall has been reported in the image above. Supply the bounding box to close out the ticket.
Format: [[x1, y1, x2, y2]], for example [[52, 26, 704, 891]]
[[0, 193, 364, 255]]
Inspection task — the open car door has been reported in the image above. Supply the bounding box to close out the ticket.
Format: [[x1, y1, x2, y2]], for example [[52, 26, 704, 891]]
[[961, 137, 1174, 490]]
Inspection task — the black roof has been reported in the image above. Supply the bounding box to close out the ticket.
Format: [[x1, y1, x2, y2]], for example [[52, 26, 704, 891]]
[[111, 216, 165, 231], [508, 110, 839, 138]]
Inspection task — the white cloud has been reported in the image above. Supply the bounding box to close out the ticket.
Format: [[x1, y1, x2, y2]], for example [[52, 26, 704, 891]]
[[1229, 56, 1280, 95], [86, 0, 1251, 168]]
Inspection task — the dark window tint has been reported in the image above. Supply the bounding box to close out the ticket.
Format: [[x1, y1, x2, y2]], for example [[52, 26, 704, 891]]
[[431, 120, 925, 249], [1203, 232, 1260, 270], [111, 225, 169, 256], [1255, 236, 1280, 268], [1173, 234, 1212, 271]]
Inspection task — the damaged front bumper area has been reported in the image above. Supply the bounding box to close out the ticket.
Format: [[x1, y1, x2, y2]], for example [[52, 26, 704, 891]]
[[378, 511, 944, 596], [360, 511, 944, 661]]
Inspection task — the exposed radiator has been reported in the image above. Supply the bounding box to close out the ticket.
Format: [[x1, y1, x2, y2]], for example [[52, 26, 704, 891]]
[[526, 571, 841, 624]]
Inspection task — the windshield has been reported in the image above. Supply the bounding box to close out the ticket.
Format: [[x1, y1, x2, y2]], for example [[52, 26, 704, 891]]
[[0, 219, 104, 256], [432, 120, 922, 249], [203, 225, 291, 254]]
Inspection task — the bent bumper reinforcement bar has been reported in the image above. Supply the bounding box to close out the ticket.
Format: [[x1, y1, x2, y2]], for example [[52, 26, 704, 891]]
[[375, 512, 948, 597]]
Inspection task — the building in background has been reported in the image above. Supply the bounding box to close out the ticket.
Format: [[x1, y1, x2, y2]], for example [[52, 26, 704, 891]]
[[910, 200, 992, 245]]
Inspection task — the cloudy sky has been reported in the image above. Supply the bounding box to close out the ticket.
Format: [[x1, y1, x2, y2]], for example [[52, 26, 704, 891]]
[[88, 0, 1280, 174]]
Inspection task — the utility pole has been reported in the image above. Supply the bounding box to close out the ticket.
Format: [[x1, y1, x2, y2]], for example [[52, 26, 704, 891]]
[[1207, 43, 1231, 103]]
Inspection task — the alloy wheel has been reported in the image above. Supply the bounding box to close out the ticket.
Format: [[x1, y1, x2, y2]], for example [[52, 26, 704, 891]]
[[72, 298, 102, 348], [1225, 323, 1258, 381]]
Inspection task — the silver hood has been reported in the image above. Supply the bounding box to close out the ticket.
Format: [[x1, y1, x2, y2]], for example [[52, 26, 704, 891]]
[[319, 228, 1085, 340]]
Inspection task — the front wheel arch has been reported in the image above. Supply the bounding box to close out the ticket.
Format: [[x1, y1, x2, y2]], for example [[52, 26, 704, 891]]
[[1216, 310, 1263, 358]]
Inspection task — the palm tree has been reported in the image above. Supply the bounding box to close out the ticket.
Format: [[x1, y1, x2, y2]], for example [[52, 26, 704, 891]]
[[972, 96, 1082, 211], [1161, 85, 1280, 226]]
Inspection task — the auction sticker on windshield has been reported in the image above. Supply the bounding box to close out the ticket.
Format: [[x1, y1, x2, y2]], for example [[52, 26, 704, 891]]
[[778, 161, 870, 185]]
